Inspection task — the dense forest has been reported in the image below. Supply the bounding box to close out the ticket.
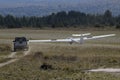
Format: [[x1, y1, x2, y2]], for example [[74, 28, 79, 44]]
[[0, 10, 120, 29]]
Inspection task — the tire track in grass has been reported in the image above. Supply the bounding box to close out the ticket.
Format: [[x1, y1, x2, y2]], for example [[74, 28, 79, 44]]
[[0, 52, 17, 58], [0, 59, 18, 67], [0, 47, 31, 68], [8, 52, 17, 58], [88, 68, 120, 73]]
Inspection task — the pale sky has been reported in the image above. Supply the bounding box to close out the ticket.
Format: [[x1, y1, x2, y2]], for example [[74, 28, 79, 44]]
[[0, 0, 119, 8]]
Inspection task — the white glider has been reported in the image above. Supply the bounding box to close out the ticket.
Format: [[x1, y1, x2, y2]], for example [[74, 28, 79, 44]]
[[29, 34, 115, 44]]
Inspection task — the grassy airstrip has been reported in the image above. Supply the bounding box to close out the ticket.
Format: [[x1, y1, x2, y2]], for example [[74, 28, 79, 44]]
[[0, 29, 120, 80]]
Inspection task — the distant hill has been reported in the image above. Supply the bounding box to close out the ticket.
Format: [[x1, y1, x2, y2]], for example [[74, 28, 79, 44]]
[[0, 0, 120, 16]]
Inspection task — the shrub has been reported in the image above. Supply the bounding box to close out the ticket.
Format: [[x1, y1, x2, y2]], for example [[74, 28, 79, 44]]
[[94, 24, 104, 28], [116, 24, 120, 29], [40, 63, 53, 70]]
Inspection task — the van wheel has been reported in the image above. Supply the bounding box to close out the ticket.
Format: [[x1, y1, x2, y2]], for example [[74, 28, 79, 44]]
[[14, 48, 16, 52]]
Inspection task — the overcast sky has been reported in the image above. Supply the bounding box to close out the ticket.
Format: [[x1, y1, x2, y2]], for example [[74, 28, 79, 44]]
[[0, 0, 119, 8], [0, 0, 98, 8]]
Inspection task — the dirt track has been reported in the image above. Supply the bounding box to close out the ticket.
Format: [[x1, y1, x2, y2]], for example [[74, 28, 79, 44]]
[[88, 68, 120, 73], [0, 59, 18, 67], [0, 47, 31, 68], [8, 52, 17, 58]]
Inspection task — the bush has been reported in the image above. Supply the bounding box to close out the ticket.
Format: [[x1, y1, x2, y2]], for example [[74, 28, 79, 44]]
[[40, 63, 53, 70], [116, 24, 120, 29], [94, 24, 104, 28]]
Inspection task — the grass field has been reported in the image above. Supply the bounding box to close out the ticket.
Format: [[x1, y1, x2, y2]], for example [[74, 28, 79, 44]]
[[0, 44, 11, 56], [0, 29, 120, 80]]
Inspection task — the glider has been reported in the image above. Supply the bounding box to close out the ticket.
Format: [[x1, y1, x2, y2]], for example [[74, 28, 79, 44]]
[[29, 33, 115, 44]]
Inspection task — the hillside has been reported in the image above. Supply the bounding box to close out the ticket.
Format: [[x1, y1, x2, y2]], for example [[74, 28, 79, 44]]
[[0, 0, 120, 16]]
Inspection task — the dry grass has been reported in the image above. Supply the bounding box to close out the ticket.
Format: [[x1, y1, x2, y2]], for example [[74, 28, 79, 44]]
[[0, 48, 120, 80], [0, 44, 11, 56], [30, 43, 120, 57], [0, 29, 120, 80], [0, 58, 12, 63]]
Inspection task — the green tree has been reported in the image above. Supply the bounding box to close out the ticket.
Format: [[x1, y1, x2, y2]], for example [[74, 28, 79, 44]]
[[103, 10, 114, 26], [0, 14, 4, 28], [4, 15, 17, 28]]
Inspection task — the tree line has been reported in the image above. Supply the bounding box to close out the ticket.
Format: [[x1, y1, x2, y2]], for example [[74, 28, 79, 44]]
[[0, 10, 120, 29]]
